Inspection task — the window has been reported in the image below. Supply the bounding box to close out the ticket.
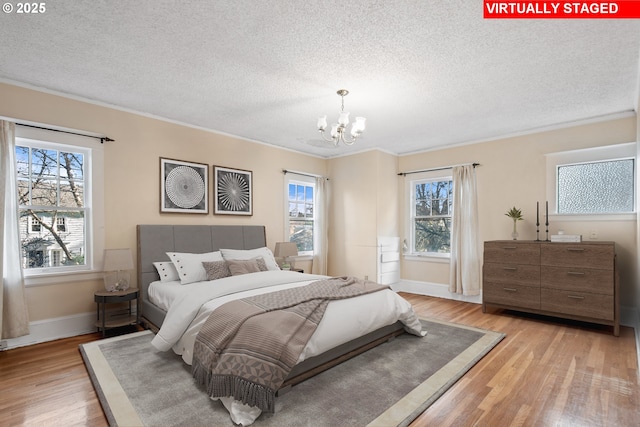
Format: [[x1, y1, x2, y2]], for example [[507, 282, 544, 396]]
[[409, 177, 453, 255], [547, 142, 636, 216], [557, 159, 634, 214], [285, 177, 315, 255], [29, 217, 41, 233], [16, 138, 92, 274]]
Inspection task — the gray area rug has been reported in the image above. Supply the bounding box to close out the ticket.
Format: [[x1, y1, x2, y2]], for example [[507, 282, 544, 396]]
[[80, 318, 504, 427]]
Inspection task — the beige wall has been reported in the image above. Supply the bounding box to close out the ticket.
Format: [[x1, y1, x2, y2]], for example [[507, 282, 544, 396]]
[[399, 115, 639, 309], [2, 81, 639, 327], [327, 150, 400, 280], [0, 83, 327, 321]]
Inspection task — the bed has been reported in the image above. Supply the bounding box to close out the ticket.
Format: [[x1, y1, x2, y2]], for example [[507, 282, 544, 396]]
[[137, 224, 425, 425]]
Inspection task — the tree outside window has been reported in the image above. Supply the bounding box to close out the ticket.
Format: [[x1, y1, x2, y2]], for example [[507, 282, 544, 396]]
[[411, 178, 453, 254], [16, 143, 87, 270], [287, 181, 314, 255]]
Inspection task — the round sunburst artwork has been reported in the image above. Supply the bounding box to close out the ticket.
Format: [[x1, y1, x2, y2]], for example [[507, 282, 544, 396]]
[[216, 168, 252, 214], [165, 166, 206, 209]]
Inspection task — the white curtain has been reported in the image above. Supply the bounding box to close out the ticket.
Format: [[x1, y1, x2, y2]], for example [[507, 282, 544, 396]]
[[311, 177, 329, 276], [449, 164, 481, 296], [0, 120, 30, 339]]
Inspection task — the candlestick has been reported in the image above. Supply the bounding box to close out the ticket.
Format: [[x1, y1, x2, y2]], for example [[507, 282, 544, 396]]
[[545, 201, 548, 225], [545, 201, 550, 241], [535, 201, 540, 241]]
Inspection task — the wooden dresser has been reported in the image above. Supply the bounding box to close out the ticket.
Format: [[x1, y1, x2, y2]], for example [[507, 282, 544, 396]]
[[482, 240, 619, 336]]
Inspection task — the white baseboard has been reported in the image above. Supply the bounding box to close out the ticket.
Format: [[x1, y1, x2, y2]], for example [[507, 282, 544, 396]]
[[392, 280, 482, 304], [2, 312, 96, 350], [1, 306, 138, 350]]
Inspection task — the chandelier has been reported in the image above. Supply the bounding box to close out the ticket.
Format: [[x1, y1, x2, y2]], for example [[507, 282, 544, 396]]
[[317, 89, 366, 146]]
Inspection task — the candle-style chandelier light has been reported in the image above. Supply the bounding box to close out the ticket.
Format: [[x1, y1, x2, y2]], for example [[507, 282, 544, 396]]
[[317, 89, 366, 146]]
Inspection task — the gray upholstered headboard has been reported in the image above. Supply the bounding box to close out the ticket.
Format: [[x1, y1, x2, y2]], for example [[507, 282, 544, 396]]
[[136, 224, 267, 329]]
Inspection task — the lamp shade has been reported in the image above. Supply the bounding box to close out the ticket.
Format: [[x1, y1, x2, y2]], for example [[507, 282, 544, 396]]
[[274, 242, 298, 258], [103, 248, 134, 271], [351, 117, 366, 136], [338, 111, 350, 126], [317, 115, 328, 131]]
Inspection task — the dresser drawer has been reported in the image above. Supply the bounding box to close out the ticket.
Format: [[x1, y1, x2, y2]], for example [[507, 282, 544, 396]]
[[541, 266, 613, 295], [484, 282, 540, 310], [484, 242, 540, 265], [541, 243, 614, 270], [484, 263, 540, 286], [541, 288, 614, 321]]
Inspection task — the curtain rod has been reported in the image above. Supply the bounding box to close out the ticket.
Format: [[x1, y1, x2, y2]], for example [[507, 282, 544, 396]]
[[16, 122, 114, 144], [282, 169, 329, 180], [398, 162, 480, 176]]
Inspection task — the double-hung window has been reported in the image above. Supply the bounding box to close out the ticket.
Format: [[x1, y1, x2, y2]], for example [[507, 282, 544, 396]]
[[16, 135, 97, 276], [285, 177, 315, 255], [409, 176, 453, 256]]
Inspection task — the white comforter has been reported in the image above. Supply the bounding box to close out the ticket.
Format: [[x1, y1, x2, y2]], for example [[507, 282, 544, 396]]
[[150, 270, 425, 425]]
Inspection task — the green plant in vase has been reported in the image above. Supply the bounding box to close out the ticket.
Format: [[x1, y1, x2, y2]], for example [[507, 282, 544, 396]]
[[505, 207, 524, 240]]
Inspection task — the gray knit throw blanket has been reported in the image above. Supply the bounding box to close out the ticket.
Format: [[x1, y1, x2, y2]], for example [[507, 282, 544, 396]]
[[192, 276, 389, 413]]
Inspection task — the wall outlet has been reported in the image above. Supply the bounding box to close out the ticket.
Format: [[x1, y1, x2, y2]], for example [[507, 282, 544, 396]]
[[364, 275, 368, 281], [589, 230, 598, 240]]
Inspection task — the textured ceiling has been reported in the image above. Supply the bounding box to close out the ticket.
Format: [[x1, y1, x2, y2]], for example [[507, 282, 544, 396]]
[[1, 1, 639, 157]]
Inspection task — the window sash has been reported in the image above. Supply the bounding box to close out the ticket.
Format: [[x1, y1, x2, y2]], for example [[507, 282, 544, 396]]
[[285, 178, 316, 256], [409, 177, 453, 255], [16, 138, 92, 275]]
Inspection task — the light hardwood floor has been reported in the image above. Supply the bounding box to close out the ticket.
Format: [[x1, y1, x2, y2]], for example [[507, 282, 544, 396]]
[[0, 294, 637, 426]]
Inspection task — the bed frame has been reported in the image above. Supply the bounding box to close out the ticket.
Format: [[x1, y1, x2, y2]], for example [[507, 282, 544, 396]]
[[137, 224, 268, 329], [136, 224, 404, 390]]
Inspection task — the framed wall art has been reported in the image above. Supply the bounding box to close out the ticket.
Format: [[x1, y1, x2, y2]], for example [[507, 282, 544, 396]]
[[214, 165, 253, 215], [160, 157, 208, 214]]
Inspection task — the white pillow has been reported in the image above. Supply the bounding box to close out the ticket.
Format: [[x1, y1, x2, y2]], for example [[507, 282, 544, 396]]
[[220, 247, 280, 271], [153, 261, 179, 282], [166, 251, 224, 284]]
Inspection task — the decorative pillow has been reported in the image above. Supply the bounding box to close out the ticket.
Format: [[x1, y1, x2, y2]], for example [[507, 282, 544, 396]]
[[202, 260, 231, 281], [153, 261, 179, 282], [166, 251, 224, 284], [220, 247, 280, 271], [254, 257, 268, 272], [227, 259, 263, 276]]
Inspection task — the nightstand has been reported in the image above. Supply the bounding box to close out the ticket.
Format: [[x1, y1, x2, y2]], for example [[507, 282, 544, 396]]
[[94, 288, 139, 337]]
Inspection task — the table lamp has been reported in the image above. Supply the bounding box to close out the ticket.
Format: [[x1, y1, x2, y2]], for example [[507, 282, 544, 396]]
[[274, 242, 299, 270], [103, 248, 134, 292]]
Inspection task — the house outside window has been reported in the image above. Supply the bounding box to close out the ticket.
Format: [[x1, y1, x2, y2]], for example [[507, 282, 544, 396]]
[[409, 177, 453, 255], [16, 138, 91, 274], [285, 177, 315, 255]]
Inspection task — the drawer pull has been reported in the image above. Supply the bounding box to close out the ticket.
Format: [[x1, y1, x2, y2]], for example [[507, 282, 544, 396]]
[[503, 287, 517, 292], [567, 248, 585, 252], [567, 295, 585, 300], [567, 271, 585, 276], [502, 246, 517, 250], [503, 267, 517, 271]]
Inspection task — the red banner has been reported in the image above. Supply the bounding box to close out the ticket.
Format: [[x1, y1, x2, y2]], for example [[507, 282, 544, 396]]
[[484, 1, 640, 18]]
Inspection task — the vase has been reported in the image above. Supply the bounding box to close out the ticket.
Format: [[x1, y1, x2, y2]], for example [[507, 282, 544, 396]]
[[512, 220, 518, 240]]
